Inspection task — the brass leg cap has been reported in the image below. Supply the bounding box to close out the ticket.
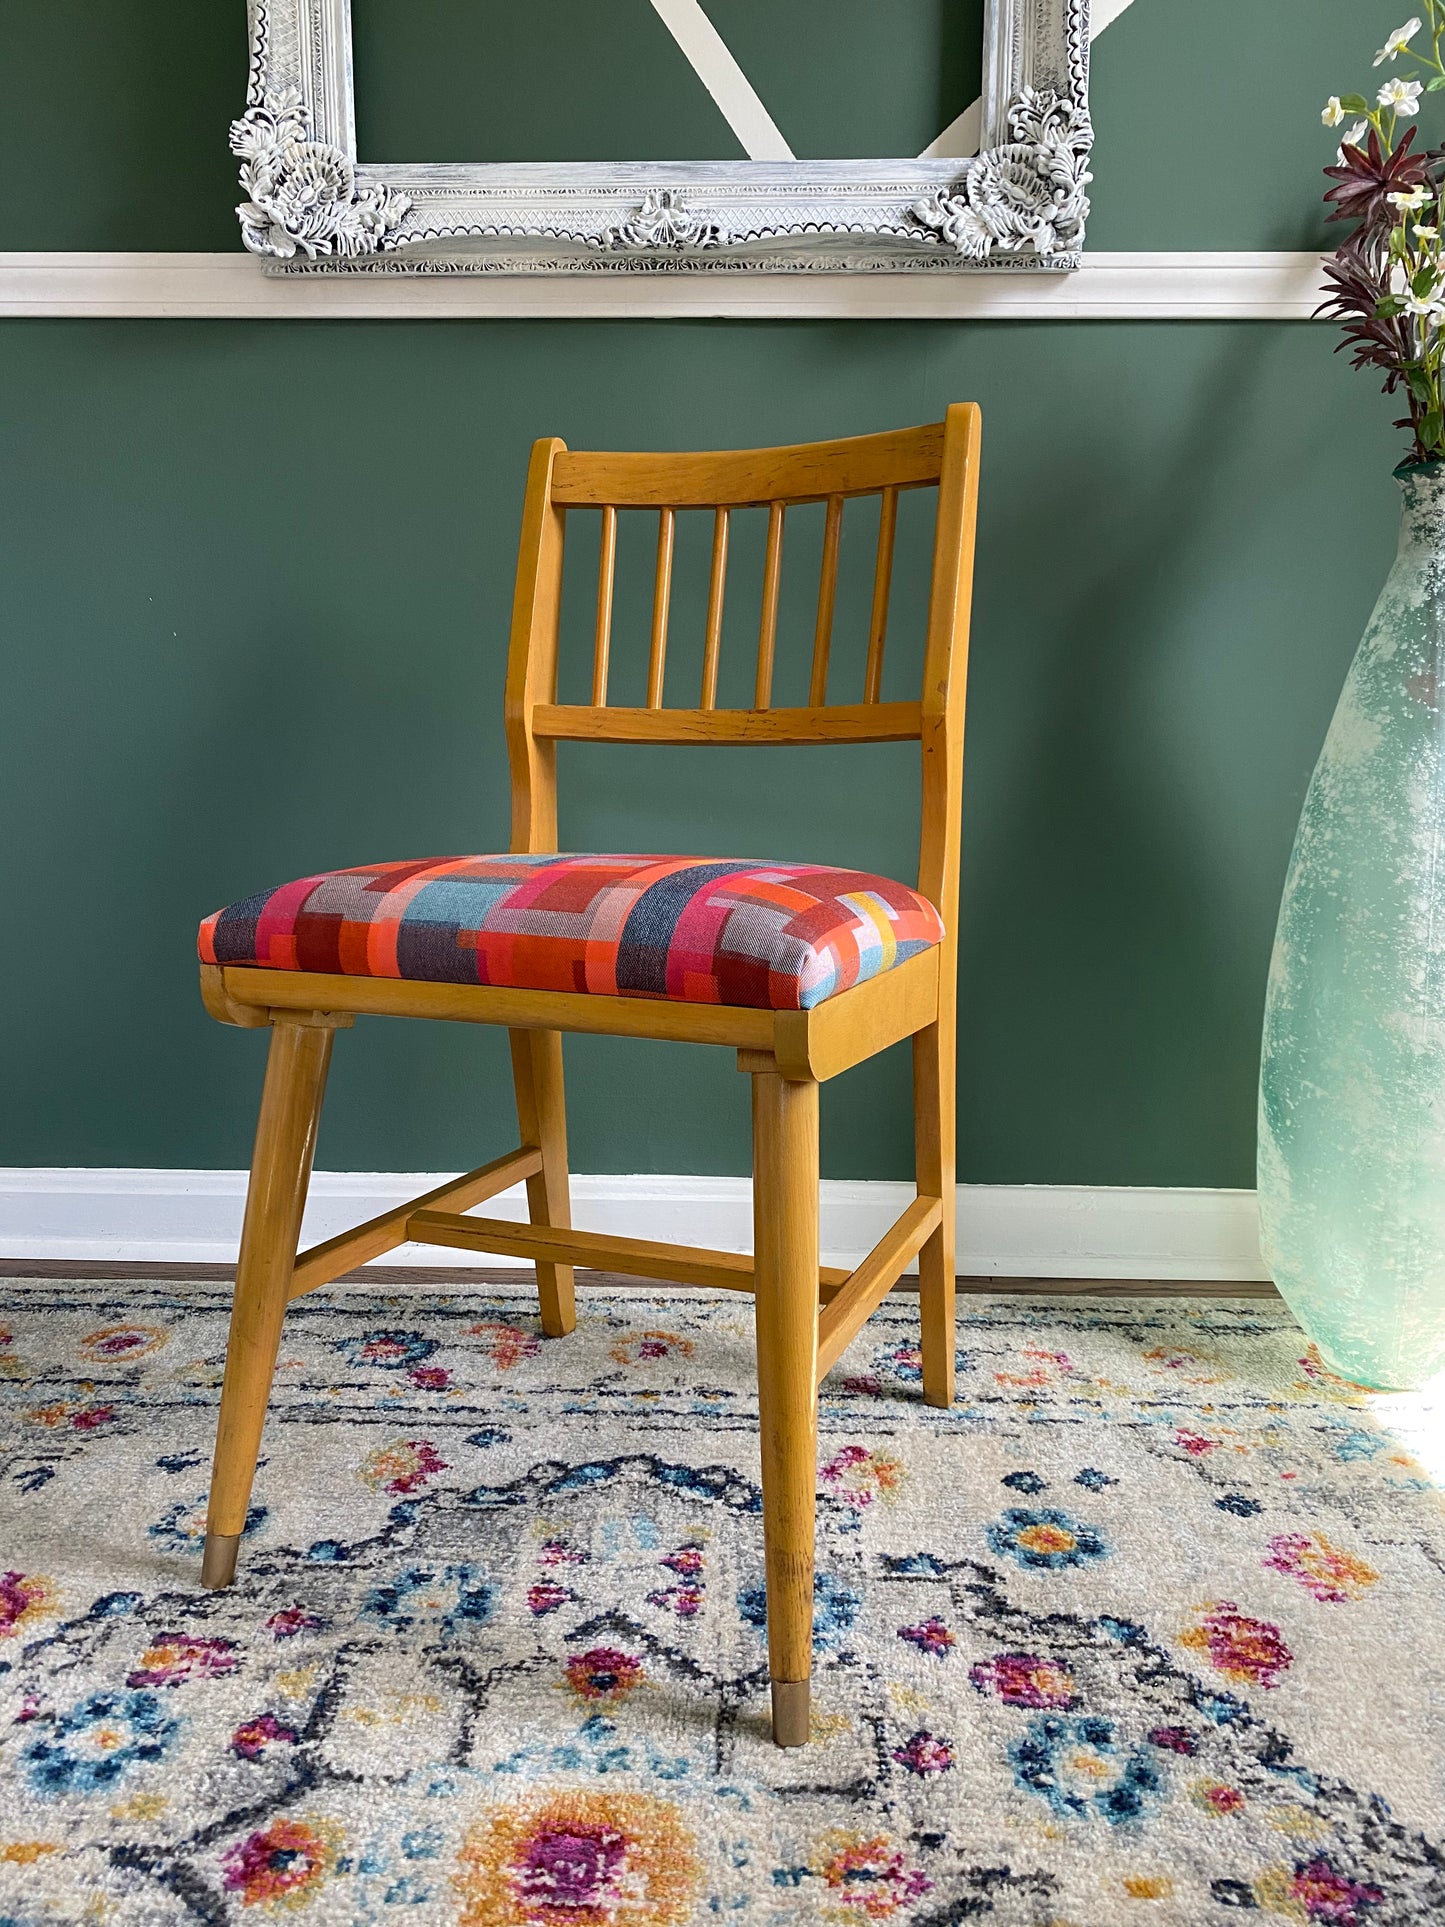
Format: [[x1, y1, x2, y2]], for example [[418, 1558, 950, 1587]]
[[770, 1678, 810, 1748], [201, 1531, 241, 1590]]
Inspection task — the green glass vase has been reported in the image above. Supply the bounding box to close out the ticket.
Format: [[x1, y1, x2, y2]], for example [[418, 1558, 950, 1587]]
[[1259, 461, 1445, 1391]]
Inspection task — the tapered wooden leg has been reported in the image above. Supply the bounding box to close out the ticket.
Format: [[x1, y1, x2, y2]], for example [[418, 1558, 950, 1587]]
[[509, 1028, 575, 1338], [752, 1067, 820, 1748], [203, 1016, 336, 1588], [914, 1006, 956, 1409]]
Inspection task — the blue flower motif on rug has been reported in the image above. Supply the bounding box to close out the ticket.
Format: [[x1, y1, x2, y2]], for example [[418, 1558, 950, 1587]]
[[359, 1562, 495, 1638], [1009, 1713, 1163, 1824], [987, 1507, 1109, 1571], [336, 1329, 439, 1370], [148, 1496, 265, 1552], [738, 1570, 861, 1652], [23, 1689, 179, 1795]]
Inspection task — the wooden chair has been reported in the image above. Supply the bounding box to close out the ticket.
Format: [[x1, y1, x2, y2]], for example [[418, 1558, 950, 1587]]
[[196, 406, 981, 1747]]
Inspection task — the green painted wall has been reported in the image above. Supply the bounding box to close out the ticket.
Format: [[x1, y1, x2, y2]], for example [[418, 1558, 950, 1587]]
[[0, 3, 1408, 1186]]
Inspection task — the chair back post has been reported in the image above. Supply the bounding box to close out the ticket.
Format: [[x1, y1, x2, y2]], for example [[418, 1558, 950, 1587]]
[[504, 435, 568, 853], [917, 403, 982, 939]]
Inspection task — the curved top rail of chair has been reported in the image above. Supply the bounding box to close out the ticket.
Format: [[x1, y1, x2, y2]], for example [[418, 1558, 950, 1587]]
[[550, 421, 946, 508]]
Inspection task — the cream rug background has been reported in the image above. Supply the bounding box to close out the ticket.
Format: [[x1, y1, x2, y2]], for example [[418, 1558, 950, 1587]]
[[1, 1280, 1442, 1925]]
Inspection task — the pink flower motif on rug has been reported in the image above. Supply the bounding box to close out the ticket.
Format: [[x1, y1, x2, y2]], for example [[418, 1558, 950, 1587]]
[[220, 1818, 337, 1907], [25, 1402, 117, 1430], [80, 1324, 167, 1361], [538, 1537, 587, 1568], [610, 1330, 694, 1367], [127, 1632, 240, 1689], [1179, 1602, 1293, 1688], [455, 1790, 700, 1926], [891, 1731, 954, 1777], [1264, 1532, 1380, 1604], [969, 1652, 1076, 1709], [563, 1646, 646, 1704], [527, 1581, 572, 1617], [1189, 1779, 1245, 1816], [810, 1831, 933, 1918], [468, 1322, 540, 1371], [899, 1617, 955, 1658], [0, 1572, 57, 1641], [995, 1346, 1073, 1388], [231, 1713, 298, 1760], [1253, 1854, 1386, 1924], [647, 1543, 705, 1617], [820, 1445, 904, 1509], [1288, 1855, 1384, 1922], [265, 1607, 321, 1640], [359, 1438, 449, 1496]]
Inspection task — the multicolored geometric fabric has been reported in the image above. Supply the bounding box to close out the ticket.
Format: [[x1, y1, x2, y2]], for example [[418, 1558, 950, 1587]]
[[199, 854, 944, 1011]]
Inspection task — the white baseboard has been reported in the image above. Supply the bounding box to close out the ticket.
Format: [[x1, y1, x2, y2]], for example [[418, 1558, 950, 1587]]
[[0, 1169, 1267, 1282], [0, 252, 1328, 322]]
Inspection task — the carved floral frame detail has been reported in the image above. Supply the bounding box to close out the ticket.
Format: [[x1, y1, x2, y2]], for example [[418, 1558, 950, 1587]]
[[234, 0, 1092, 275]]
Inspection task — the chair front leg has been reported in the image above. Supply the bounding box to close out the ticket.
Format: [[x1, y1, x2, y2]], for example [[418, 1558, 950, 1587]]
[[202, 1015, 336, 1589], [914, 1009, 956, 1409], [509, 1028, 576, 1338], [751, 1066, 820, 1748]]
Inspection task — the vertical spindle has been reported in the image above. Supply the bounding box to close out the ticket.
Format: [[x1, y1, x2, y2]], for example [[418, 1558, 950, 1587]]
[[864, 486, 898, 704], [701, 507, 729, 709], [648, 508, 675, 709], [592, 505, 617, 706], [809, 494, 844, 706], [756, 501, 785, 709]]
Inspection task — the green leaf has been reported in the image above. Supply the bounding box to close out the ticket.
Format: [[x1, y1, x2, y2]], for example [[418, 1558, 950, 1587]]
[[1377, 295, 1408, 316], [1421, 410, 1443, 449], [1339, 93, 1371, 111], [1408, 365, 1435, 403], [1428, 74, 1445, 90], [1413, 265, 1438, 297]]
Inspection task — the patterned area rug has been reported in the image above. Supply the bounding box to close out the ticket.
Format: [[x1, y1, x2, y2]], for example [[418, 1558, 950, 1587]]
[[1, 1280, 1443, 1927]]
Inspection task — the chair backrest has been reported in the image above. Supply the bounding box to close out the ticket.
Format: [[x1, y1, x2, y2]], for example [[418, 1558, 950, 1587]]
[[504, 405, 980, 937]]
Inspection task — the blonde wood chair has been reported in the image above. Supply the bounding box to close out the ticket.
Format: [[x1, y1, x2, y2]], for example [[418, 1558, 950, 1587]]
[[197, 406, 981, 1747]]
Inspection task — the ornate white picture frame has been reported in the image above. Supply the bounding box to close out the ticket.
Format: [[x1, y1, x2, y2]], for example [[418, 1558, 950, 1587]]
[[234, 1, 1092, 274]]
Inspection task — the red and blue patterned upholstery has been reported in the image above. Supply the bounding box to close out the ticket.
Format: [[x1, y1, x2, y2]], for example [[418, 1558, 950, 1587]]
[[199, 854, 943, 1012]]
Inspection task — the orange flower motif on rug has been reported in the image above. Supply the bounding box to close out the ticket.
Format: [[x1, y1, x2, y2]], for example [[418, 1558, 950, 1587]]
[[0, 1573, 57, 1642], [809, 1831, 932, 1919], [1180, 1602, 1293, 1688], [609, 1331, 694, 1368], [455, 1790, 699, 1927], [1263, 1532, 1380, 1604], [820, 1445, 904, 1509]]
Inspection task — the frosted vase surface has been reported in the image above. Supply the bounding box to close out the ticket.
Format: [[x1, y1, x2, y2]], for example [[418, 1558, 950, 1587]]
[[1260, 463, 1445, 1389]]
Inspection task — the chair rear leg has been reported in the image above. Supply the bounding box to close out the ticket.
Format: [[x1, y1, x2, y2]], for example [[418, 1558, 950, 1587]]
[[509, 1028, 576, 1338], [752, 1066, 820, 1747], [202, 1015, 336, 1589], [914, 1010, 956, 1409]]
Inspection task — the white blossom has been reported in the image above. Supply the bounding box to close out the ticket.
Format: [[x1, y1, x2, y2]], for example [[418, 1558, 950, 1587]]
[[1322, 96, 1346, 126], [1416, 223, 1441, 240], [1403, 291, 1445, 324], [1390, 184, 1434, 211], [1378, 75, 1425, 113], [1337, 119, 1370, 160], [1375, 17, 1423, 63]]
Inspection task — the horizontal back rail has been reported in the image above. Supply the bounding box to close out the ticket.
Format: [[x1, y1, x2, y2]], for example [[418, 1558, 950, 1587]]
[[530, 701, 923, 745], [550, 422, 945, 509]]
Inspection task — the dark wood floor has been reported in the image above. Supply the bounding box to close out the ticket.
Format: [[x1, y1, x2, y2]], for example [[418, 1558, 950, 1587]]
[[0, 1259, 1279, 1299]]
